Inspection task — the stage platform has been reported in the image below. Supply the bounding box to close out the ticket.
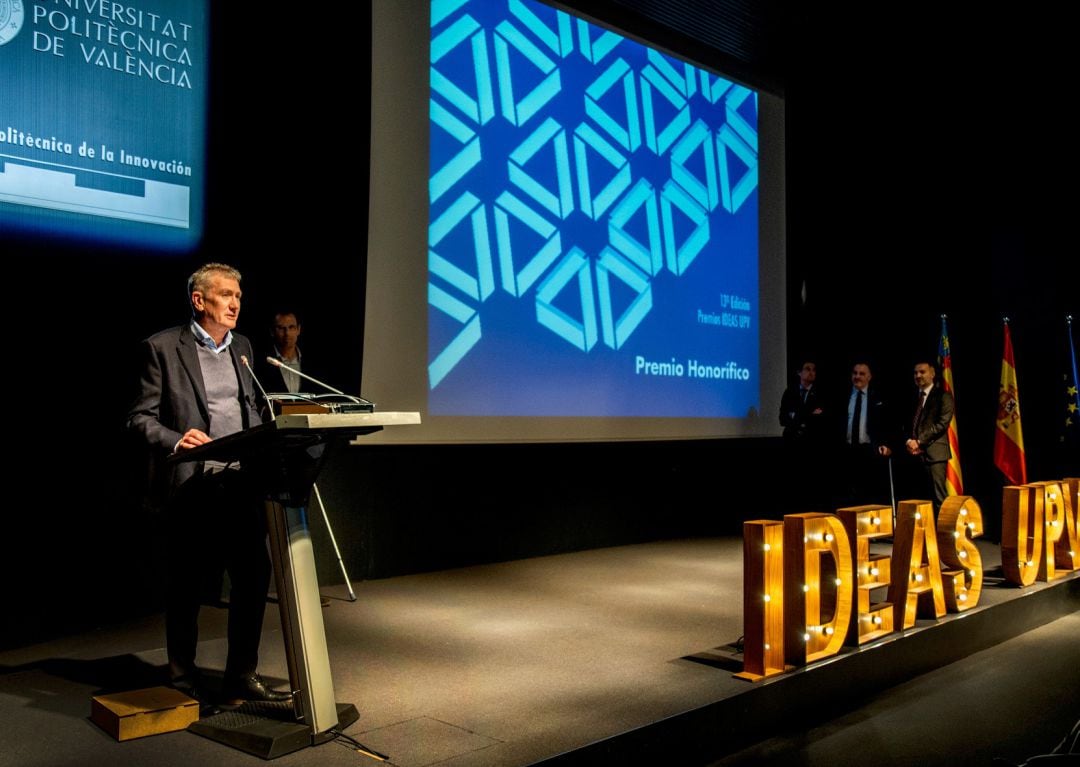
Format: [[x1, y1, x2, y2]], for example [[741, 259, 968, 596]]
[[1, 537, 1077, 767]]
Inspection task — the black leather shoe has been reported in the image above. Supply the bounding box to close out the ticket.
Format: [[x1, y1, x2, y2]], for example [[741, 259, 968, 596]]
[[221, 673, 292, 704], [169, 672, 205, 703]]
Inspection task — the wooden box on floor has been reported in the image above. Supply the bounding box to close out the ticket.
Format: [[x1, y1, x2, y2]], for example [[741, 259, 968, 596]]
[[90, 686, 199, 741]]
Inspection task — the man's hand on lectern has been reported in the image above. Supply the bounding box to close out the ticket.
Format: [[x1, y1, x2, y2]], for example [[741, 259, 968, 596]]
[[176, 428, 213, 451]]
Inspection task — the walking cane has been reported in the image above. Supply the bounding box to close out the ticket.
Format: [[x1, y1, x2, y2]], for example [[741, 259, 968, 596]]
[[887, 456, 897, 529], [244, 361, 358, 603], [313, 483, 358, 602]]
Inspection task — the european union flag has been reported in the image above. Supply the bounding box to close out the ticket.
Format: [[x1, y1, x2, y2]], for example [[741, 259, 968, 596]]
[[1061, 317, 1080, 468]]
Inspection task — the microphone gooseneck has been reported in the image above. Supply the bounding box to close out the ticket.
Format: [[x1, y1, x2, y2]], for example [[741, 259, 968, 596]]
[[241, 355, 276, 421], [265, 356, 370, 404]]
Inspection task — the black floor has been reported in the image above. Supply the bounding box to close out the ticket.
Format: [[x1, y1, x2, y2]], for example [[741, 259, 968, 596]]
[[707, 611, 1080, 767], [1, 538, 1077, 767]]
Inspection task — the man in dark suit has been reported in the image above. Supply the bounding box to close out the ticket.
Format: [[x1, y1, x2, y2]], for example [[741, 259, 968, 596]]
[[779, 360, 826, 442], [779, 360, 829, 507], [905, 359, 954, 510], [839, 361, 895, 507], [127, 263, 290, 705]]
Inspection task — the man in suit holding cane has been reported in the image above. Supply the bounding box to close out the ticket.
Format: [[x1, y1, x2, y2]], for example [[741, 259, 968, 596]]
[[905, 359, 954, 510]]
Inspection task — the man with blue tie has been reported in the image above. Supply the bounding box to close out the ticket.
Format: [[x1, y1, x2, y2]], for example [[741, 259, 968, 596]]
[[840, 361, 894, 507]]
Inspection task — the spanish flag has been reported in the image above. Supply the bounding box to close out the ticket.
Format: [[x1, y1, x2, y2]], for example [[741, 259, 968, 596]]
[[937, 316, 963, 495], [993, 320, 1026, 485]]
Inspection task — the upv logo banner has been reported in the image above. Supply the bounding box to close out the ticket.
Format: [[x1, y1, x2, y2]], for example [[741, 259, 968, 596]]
[[0, 0, 25, 46]]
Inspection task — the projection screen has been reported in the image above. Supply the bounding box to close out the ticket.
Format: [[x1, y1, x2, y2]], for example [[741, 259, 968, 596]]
[[363, 0, 786, 443]]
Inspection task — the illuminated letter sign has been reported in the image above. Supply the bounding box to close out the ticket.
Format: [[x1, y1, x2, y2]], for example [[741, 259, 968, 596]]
[[783, 513, 852, 666], [888, 500, 946, 630]]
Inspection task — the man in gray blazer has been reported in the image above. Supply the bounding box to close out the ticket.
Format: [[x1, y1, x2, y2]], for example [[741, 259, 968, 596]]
[[905, 359, 954, 510], [128, 263, 289, 705]]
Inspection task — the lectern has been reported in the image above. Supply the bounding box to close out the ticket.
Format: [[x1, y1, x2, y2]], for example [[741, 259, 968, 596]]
[[169, 411, 420, 758]]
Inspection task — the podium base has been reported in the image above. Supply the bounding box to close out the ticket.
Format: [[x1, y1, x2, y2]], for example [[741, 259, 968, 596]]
[[189, 701, 359, 759]]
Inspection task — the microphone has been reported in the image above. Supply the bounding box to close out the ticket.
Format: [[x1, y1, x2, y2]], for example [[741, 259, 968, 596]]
[[241, 355, 276, 421], [265, 357, 372, 405]]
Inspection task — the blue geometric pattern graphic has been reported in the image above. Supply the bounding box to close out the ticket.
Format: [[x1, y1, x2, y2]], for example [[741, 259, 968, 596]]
[[535, 247, 598, 352], [428, 0, 760, 418], [431, 14, 495, 126], [508, 117, 574, 219], [573, 122, 632, 221], [577, 19, 621, 65], [494, 190, 563, 297], [429, 191, 494, 303], [596, 246, 652, 350], [429, 100, 482, 204], [660, 179, 709, 276], [670, 119, 718, 212], [494, 20, 561, 126], [586, 58, 641, 152], [608, 178, 662, 276], [640, 51, 692, 156]]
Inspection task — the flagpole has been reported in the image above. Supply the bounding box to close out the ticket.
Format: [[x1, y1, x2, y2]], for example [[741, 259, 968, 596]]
[[938, 313, 963, 497], [1068, 315, 1080, 423]]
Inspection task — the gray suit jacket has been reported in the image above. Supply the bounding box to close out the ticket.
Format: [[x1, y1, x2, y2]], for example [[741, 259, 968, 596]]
[[127, 324, 264, 498], [912, 386, 954, 464]]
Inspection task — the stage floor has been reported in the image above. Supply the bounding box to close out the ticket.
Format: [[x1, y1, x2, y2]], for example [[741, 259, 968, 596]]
[[1, 538, 1077, 767]]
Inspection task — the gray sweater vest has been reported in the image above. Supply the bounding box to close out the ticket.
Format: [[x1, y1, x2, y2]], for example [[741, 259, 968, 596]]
[[197, 345, 244, 439]]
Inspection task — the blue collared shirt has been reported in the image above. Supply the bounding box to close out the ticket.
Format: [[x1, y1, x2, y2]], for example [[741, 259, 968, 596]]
[[190, 319, 233, 354]]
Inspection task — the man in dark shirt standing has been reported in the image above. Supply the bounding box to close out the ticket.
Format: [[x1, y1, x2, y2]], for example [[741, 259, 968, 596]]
[[127, 263, 290, 705], [266, 309, 304, 394]]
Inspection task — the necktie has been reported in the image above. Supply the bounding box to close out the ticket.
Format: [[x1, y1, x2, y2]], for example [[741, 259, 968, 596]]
[[801, 387, 808, 404], [912, 390, 926, 438], [851, 390, 863, 445]]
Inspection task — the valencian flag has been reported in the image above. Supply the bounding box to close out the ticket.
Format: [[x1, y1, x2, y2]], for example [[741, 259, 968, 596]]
[[994, 319, 1026, 485], [1063, 316, 1080, 452], [937, 316, 963, 495]]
